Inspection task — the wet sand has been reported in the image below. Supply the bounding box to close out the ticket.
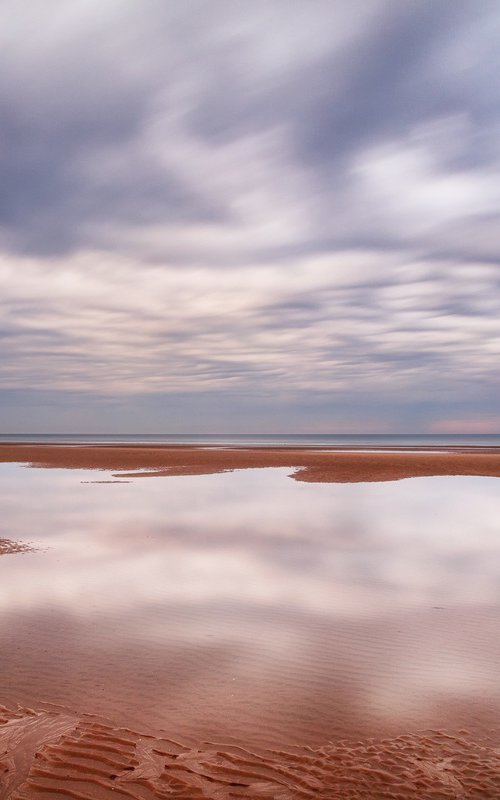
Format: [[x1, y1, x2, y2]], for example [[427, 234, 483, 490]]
[[2, 442, 500, 482], [2, 703, 500, 799]]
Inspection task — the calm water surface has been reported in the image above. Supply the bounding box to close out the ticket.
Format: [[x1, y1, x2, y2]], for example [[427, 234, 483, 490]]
[[2, 432, 500, 446], [1, 463, 500, 749]]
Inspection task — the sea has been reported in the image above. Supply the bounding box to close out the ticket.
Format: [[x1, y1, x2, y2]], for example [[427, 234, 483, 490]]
[[0, 433, 499, 447]]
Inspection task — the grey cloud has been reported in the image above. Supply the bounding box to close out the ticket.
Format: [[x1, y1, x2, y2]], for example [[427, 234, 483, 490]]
[[0, 92, 224, 255], [1, 1, 500, 432], [0, 1, 230, 255], [1, 0, 497, 260], [294, 2, 472, 168]]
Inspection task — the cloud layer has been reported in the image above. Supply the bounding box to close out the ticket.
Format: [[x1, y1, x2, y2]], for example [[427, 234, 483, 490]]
[[1, 1, 499, 431]]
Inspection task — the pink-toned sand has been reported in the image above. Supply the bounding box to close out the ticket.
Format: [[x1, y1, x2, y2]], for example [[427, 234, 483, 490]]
[[2, 703, 500, 798], [2, 443, 500, 482]]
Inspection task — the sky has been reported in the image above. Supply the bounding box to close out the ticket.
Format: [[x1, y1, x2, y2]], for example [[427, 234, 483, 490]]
[[1, 0, 500, 434]]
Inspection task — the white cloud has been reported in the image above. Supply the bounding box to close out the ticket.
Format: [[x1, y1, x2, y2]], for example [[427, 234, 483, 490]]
[[353, 133, 500, 236], [1, 247, 500, 399]]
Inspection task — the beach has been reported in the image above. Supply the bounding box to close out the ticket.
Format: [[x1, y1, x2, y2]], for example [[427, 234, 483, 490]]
[[1, 447, 500, 798]]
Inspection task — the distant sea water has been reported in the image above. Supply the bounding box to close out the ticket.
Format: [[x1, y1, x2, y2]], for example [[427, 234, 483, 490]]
[[1, 433, 499, 448]]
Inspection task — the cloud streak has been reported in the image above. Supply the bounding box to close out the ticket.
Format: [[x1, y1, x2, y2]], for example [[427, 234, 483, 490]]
[[1, 1, 499, 430]]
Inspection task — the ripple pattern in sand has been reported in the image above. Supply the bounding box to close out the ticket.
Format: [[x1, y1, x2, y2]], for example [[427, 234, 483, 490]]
[[2, 706, 500, 799]]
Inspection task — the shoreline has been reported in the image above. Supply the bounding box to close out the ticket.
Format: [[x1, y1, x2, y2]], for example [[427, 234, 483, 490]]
[[2, 443, 500, 482]]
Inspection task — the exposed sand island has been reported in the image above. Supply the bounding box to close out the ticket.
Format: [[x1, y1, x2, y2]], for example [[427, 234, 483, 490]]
[[1, 443, 500, 482]]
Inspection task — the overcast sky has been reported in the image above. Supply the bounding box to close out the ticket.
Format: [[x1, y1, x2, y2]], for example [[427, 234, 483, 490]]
[[1, 0, 500, 433]]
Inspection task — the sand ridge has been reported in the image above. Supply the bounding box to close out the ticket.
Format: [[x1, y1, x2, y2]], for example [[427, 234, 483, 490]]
[[2, 704, 500, 799], [2, 444, 500, 483]]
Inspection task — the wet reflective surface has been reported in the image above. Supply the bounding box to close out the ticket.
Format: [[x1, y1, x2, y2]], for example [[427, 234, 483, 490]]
[[1, 464, 500, 751]]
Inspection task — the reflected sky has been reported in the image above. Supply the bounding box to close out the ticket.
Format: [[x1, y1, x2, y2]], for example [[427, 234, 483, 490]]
[[1, 464, 500, 746]]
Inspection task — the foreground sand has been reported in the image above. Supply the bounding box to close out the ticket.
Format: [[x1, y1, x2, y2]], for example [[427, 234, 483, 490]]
[[2, 443, 500, 482], [2, 704, 500, 799]]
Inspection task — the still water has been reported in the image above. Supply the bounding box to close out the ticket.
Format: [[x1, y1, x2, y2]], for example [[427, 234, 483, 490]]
[[2, 433, 500, 446], [1, 463, 500, 750]]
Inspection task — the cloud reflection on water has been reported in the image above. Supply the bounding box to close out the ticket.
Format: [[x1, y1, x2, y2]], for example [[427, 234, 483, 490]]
[[2, 465, 500, 614], [1, 464, 500, 744]]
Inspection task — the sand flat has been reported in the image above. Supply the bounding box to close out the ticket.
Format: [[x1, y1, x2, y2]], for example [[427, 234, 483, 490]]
[[2, 442, 500, 482]]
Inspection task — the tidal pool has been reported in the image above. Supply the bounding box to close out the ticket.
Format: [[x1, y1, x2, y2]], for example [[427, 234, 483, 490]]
[[1, 463, 500, 753]]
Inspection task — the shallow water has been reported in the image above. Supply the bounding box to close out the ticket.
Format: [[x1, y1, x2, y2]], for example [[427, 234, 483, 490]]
[[1, 464, 500, 796]]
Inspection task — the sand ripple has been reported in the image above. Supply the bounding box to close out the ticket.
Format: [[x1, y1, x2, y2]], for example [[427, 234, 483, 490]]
[[1, 705, 500, 799]]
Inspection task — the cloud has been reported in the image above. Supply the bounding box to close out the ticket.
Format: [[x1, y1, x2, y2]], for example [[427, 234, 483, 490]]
[[0, 1, 499, 429], [1, 249, 499, 410], [1, 0, 498, 261]]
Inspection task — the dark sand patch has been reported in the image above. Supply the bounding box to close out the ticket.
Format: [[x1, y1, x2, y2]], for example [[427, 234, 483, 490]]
[[0, 538, 35, 556]]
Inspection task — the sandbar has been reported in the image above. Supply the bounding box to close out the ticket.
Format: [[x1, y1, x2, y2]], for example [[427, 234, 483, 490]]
[[1, 443, 500, 482]]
